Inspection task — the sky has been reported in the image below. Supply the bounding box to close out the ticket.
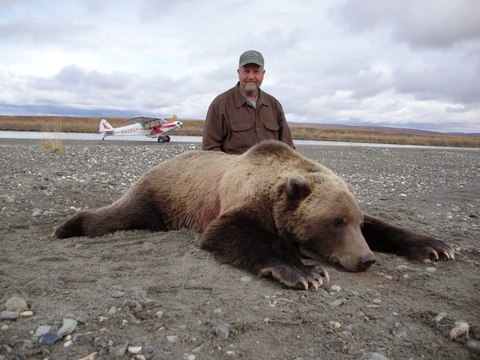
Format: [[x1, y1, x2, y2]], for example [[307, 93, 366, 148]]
[[1, 0, 480, 133]]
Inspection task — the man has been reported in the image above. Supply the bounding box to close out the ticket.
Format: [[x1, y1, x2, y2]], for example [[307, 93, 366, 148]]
[[202, 50, 294, 155]]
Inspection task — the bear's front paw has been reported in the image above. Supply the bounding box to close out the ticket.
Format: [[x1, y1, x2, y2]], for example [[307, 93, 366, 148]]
[[259, 264, 329, 290], [403, 236, 455, 262]]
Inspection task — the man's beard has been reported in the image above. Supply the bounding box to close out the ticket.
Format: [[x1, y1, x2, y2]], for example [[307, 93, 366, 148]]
[[243, 82, 258, 95]]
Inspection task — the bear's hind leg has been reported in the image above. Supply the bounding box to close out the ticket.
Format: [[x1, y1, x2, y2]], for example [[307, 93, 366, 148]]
[[55, 193, 168, 238], [200, 208, 329, 290], [55, 210, 92, 238]]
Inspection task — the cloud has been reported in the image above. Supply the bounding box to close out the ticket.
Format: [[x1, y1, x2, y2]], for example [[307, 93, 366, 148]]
[[0, 0, 479, 132], [336, 0, 480, 116], [339, 0, 480, 48], [393, 56, 480, 105], [0, 63, 210, 117]]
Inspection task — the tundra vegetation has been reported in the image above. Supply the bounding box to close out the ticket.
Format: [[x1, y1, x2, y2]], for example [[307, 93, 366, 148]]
[[0, 115, 478, 148]]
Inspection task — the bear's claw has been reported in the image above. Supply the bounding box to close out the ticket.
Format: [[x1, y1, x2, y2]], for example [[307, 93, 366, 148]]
[[440, 247, 455, 260], [408, 239, 455, 262], [259, 264, 329, 290], [429, 247, 455, 261]]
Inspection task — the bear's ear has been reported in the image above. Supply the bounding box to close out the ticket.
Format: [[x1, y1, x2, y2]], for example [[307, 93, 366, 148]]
[[347, 183, 355, 194], [286, 175, 311, 201]]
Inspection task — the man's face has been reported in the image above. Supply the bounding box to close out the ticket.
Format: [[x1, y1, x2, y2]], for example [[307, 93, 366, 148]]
[[237, 64, 265, 96]]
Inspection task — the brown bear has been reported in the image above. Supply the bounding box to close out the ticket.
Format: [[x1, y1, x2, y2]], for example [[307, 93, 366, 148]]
[[55, 140, 454, 289]]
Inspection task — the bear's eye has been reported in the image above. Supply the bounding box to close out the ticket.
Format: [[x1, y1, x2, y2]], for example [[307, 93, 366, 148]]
[[334, 218, 347, 227]]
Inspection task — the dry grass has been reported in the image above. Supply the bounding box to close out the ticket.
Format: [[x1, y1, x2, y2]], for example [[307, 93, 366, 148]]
[[289, 126, 480, 148], [0, 115, 126, 133], [0, 115, 478, 148], [38, 121, 64, 156]]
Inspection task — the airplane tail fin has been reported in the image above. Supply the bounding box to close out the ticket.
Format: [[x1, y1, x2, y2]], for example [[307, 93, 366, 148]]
[[99, 119, 114, 133]]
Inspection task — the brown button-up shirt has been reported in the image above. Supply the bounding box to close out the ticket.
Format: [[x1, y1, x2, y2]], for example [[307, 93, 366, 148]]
[[202, 83, 295, 155]]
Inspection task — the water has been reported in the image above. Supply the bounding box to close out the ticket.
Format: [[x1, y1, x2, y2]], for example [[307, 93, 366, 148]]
[[0, 131, 477, 150], [0, 130, 170, 142]]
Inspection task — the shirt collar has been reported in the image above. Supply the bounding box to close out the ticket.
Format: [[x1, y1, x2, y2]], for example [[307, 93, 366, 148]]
[[234, 82, 267, 109]]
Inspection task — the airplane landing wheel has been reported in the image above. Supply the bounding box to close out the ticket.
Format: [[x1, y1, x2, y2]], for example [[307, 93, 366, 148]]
[[165, 135, 171, 142], [157, 136, 166, 143]]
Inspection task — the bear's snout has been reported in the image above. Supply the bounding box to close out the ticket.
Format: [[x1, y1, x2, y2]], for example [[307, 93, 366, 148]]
[[358, 253, 376, 271]]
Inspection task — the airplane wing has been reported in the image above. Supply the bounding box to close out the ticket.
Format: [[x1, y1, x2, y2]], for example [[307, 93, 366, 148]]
[[127, 116, 168, 128]]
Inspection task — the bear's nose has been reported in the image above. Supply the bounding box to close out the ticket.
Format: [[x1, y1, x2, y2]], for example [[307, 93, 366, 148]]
[[358, 253, 376, 271]]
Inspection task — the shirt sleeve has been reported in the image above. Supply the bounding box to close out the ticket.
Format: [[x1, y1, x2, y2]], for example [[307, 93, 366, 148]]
[[276, 102, 295, 149], [202, 101, 224, 152]]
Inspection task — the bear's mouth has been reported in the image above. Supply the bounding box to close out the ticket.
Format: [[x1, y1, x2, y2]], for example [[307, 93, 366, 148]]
[[299, 246, 373, 272]]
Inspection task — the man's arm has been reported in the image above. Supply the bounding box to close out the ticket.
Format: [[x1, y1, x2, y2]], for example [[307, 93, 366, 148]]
[[276, 102, 295, 149], [202, 102, 225, 152]]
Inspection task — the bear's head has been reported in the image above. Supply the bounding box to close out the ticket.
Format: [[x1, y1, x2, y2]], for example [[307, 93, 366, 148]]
[[274, 174, 376, 272]]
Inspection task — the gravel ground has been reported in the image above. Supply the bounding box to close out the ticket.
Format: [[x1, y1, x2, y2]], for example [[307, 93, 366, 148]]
[[0, 138, 479, 360]]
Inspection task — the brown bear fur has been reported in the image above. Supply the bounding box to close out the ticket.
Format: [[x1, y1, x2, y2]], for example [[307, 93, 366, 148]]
[[55, 140, 454, 289]]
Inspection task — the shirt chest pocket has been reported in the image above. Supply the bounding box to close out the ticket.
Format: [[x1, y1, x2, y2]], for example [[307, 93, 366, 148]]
[[231, 123, 253, 132], [263, 122, 279, 132]]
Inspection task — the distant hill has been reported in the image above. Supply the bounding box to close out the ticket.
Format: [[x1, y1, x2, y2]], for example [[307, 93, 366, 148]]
[[290, 123, 480, 138]]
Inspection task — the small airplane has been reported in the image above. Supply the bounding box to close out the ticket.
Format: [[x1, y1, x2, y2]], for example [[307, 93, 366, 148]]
[[99, 115, 183, 143]]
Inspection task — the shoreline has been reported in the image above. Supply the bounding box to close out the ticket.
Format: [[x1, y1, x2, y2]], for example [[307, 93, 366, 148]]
[[1, 131, 480, 151]]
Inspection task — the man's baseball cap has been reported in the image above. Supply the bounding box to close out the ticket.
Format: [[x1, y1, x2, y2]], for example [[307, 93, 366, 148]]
[[239, 50, 264, 67]]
